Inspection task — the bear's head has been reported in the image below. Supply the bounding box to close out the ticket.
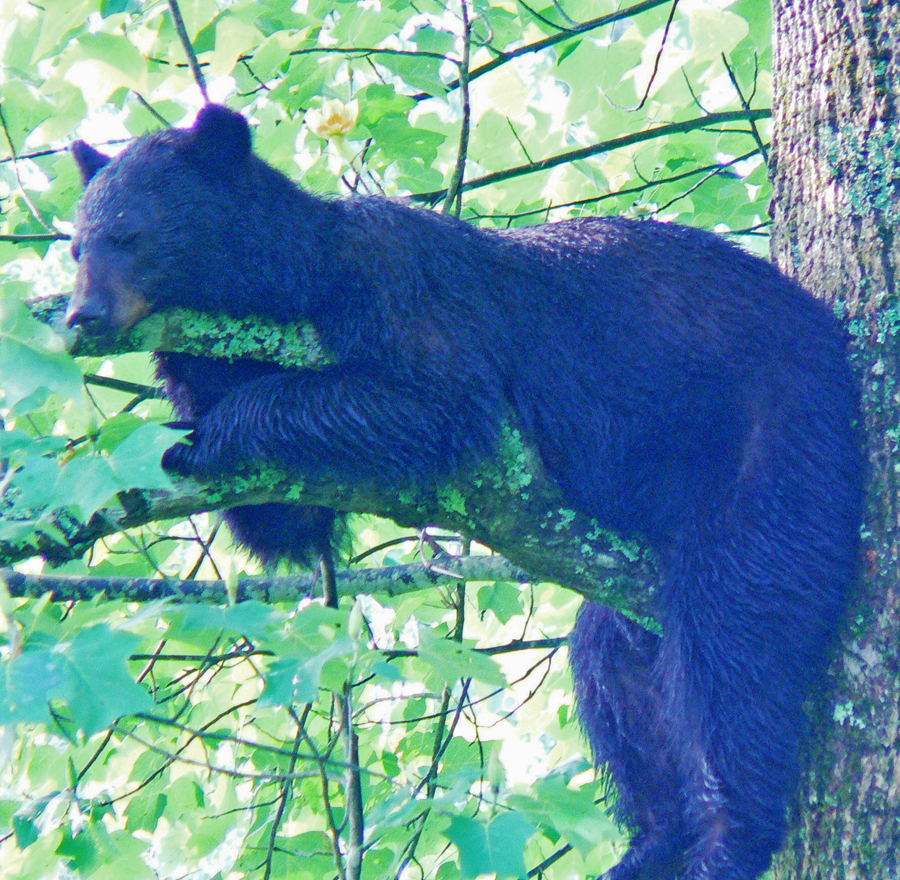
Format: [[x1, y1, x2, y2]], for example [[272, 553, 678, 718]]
[[66, 105, 316, 336]]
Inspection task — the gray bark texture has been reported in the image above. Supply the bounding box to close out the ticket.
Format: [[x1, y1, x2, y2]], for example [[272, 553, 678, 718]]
[[770, 1, 900, 876]]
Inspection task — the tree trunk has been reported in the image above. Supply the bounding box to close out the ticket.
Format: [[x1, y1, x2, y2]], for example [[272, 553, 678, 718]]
[[769, 1, 900, 876]]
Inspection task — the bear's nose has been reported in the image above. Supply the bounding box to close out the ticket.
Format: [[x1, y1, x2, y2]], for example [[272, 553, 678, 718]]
[[65, 299, 109, 333]]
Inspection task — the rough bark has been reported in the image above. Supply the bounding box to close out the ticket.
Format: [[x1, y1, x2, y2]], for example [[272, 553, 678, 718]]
[[770, 1, 900, 876]]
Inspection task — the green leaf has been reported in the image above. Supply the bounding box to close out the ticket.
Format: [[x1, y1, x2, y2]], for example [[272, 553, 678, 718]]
[[124, 790, 168, 834], [688, 6, 751, 60], [165, 600, 287, 640], [368, 115, 446, 164], [356, 83, 416, 128], [443, 810, 536, 879], [260, 638, 356, 706], [107, 421, 182, 491], [0, 626, 152, 734], [0, 648, 63, 725], [13, 813, 40, 849], [208, 16, 263, 77], [95, 413, 145, 452], [56, 454, 123, 520], [31, 0, 92, 62], [416, 628, 507, 687], [509, 777, 620, 856], [7, 456, 65, 514], [477, 581, 523, 624], [62, 32, 149, 107], [0, 297, 84, 408], [62, 627, 153, 735], [250, 30, 300, 81], [411, 23, 456, 55], [378, 53, 448, 98]]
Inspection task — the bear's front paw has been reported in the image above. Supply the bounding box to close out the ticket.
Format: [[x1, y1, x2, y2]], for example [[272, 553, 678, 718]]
[[160, 421, 200, 476], [161, 439, 198, 475], [161, 418, 245, 478]]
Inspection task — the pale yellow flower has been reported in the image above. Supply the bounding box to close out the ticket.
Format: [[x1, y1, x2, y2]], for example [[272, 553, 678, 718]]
[[306, 99, 359, 139]]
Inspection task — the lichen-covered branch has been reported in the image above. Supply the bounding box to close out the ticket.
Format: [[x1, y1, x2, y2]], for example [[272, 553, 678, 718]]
[[1, 554, 533, 604], [17, 297, 659, 616], [32, 294, 331, 369]]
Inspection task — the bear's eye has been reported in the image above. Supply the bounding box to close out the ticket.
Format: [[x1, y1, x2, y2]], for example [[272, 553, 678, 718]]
[[108, 230, 140, 250]]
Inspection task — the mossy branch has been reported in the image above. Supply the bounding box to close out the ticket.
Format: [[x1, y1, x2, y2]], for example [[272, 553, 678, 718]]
[[16, 298, 659, 616], [32, 295, 331, 369]]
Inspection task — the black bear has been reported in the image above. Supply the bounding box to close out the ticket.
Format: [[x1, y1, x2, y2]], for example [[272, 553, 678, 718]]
[[66, 105, 863, 880]]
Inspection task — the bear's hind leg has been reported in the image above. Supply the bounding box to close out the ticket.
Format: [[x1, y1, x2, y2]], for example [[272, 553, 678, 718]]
[[224, 503, 339, 569], [570, 603, 689, 880], [658, 507, 853, 880]]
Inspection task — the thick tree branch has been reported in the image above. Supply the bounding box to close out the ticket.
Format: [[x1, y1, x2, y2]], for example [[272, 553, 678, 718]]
[[13, 301, 659, 616], [33, 295, 330, 369]]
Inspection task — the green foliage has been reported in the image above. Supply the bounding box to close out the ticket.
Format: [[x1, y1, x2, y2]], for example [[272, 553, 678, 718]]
[[0, 0, 773, 876]]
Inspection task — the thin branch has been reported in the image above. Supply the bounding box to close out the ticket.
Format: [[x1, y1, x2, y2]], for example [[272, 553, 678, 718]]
[[506, 118, 534, 164], [408, 577, 471, 800], [340, 683, 364, 880], [287, 45, 453, 65], [439, 0, 674, 95], [246, 0, 671, 106], [528, 842, 574, 877], [721, 52, 769, 164], [293, 705, 349, 876], [132, 92, 173, 127], [401, 678, 472, 870], [0, 555, 532, 604], [654, 161, 745, 213], [443, 0, 473, 215], [464, 147, 765, 221], [0, 103, 57, 235], [548, 0, 578, 28], [263, 707, 308, 880], [168, 0, 209, 102], [0, 232, 66, 242], [0, 139, 131, 167], [603, 0, 680, 113], [514, 1, 572, 33], [83, 373, 164, 399], [95, 698, 259, 807], [412, 108, 772, 203]]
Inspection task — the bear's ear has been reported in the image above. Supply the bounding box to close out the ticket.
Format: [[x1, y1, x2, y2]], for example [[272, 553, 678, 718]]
[[189, 104, 252, 165], [72, 140, 111, 186]]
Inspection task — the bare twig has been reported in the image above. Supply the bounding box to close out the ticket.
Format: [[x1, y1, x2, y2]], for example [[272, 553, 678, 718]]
[[399, 570, 470, 870], [603, 0, 680, 113], [465, 147, 765, 221], [412, 108, 772, 203], [0, 555, 534, 603], [263, 707, 309, 880], [83, 373, 164, 399], [133, 92, 173, 127], [0, 103, 58, 235], [168, 0, 209, 102], [721, 52, 769, 164], [440, 0, 674, 95], [0, 232, 65, 242], [294, 706, 349, 877], [340, 684, 364, 880], [443, 0, 473, 215]]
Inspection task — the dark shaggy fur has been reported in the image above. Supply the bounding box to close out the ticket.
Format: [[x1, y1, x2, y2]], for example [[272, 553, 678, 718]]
[[67, 105, 863, 880]]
